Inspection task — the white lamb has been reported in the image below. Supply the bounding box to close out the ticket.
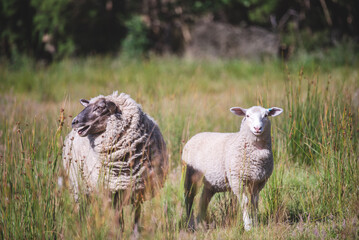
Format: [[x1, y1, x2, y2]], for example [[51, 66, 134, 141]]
[[182, 106, 283, 231]]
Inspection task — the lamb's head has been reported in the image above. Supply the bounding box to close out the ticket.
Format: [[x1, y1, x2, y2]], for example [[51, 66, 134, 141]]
[[230, 106, 283, 136], [72, 98, 119, 137]]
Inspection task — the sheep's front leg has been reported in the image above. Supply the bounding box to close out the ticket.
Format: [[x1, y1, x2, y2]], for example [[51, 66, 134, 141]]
[[113, 191, 125, 232], [132, 203, 141, 239]]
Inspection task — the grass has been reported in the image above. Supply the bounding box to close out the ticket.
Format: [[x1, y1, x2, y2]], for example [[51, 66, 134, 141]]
[[0, 54, 358, 239]]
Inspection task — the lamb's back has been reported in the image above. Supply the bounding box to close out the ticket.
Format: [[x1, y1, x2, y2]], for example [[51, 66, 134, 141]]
[[183, 132, 235, 187]]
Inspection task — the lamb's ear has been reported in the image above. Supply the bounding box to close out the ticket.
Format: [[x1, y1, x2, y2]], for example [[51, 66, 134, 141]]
[[268, 107, 283, 117], [230, 107, 247, 116], [80, 99, 89, 107], [106, 101, 117, 114]]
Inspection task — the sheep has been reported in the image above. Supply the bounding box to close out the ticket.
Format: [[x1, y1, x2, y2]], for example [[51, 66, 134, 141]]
[[62, 91, 168, 234], [182, 106, 283, 231]]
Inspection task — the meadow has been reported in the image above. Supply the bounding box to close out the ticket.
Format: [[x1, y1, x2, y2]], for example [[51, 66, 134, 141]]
[[0, 54, 358, 239]]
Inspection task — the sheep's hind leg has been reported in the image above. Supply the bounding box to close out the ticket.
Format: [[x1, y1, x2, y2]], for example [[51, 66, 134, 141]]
[[184, 165, 199, 230]]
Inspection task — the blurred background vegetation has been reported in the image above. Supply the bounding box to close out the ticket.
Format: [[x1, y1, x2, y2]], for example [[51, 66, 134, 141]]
[[1, 0, 358, 62]]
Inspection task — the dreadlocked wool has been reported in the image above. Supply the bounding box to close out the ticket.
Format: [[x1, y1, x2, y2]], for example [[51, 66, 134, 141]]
[[63, 92, 168, 200]]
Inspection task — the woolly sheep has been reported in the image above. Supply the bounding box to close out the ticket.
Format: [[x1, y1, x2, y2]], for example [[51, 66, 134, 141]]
[[62, 92, 168, 234], [182, 106, 283, 231]]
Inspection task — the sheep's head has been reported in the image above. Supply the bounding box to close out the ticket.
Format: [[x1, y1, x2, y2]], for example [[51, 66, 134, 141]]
[[72, 98, 119, 137], [230, 106, 283, 136]]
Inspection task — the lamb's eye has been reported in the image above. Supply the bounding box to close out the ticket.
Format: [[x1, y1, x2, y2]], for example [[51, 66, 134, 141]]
[[246, 115, 250, 118], [264, 114, 268, 117]]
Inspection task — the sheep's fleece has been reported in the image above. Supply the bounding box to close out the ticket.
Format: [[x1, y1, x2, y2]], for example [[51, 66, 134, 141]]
[[62, 92, 168, 198]]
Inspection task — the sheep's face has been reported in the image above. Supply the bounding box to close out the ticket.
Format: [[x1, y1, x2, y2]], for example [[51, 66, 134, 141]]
[[72, 98, 118, 137], [230, 106, 283, 136]]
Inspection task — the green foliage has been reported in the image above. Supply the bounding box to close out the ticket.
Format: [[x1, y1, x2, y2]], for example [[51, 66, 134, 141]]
[[0, 0, 35, 57], [248, 1, 277, 24], [121, 16, 149, 59], [30, 0, 74, 58], [1, 0, 359, 60]]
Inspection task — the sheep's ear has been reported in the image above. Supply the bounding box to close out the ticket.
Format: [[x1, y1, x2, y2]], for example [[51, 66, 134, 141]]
[[230, 107, 247, 116], [106, 101, 117, 114], [268, 107, 283, 117], [80, 99, 89, 107]]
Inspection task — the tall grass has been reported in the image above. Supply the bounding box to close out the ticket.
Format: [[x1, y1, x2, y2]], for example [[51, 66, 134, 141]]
[[0, 56, 358, 239]]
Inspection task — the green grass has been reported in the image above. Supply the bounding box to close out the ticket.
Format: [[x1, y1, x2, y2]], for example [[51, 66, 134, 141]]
[[0, 55, 358, 239]]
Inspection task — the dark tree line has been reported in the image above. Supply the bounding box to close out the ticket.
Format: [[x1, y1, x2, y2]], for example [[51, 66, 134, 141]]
[[1, 0, 358, 61]]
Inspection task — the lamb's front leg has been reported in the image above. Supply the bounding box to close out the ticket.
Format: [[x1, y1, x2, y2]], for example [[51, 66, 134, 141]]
[[241, 191, 252, 231], [250, 180, 266, 227], [250, 192, 259, 227], [231, 180, 252, 231]]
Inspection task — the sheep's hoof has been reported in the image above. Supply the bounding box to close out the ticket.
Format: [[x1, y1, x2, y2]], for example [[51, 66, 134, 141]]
[[130, 224, 140, 240], [130, 228, 140, 240], [186, 219, 196, 232]]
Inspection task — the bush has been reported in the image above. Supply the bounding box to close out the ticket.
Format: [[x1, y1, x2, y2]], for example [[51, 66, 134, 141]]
[[121, 16, 149, 59]]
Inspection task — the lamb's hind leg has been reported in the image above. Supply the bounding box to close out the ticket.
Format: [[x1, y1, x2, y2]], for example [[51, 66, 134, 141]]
[[184, 165, 199, 230], [197, 184, 214, 228]]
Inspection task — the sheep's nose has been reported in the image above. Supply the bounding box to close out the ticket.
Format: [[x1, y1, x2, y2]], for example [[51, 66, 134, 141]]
[[72, 118, 79, 126], [254, 126, 262, 132]]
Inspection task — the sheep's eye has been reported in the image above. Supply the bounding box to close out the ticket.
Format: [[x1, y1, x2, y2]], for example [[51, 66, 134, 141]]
[[265, 114, 268, 117], [94, 106, 103, 111], [246, 115, 250, 118]]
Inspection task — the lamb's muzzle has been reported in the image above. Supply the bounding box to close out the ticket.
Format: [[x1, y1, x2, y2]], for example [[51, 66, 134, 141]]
[[183, 105, 283, 231]]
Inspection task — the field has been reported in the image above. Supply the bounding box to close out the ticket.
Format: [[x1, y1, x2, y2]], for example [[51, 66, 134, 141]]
[[0, 55, 358, 239]]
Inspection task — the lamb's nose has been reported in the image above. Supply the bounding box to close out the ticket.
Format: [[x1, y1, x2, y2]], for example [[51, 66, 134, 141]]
[[254, 126, 262, 132]]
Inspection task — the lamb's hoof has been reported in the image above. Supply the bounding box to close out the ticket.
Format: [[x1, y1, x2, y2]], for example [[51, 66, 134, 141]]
[[244, 223, 252, 231]]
